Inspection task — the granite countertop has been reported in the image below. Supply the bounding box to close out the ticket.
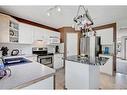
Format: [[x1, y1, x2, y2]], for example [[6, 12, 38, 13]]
[[54, 52, 64, 54], [0, 56, 55, 89], [99, 54, 113, 57], [65, 55, 109, 66]]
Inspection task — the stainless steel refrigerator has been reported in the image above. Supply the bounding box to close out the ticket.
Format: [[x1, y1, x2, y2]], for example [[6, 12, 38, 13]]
[[80, 36, 101, 59]]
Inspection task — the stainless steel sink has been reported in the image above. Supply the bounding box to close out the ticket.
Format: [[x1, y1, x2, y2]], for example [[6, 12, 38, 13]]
[[4, 57, 32, 66]]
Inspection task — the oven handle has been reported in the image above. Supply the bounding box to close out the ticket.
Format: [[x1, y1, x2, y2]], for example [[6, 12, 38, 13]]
[[38, 56, 53, 63]]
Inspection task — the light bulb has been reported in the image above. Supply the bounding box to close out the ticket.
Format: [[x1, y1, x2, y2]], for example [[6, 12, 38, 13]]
[[47, 12, 50, 16], [57, 7, 61, 12]]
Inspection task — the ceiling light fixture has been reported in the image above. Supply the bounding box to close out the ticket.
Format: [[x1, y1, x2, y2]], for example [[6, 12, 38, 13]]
[[46, 6, 61, 16], [57, 7, 61, 12], [47, 12, 50, 16], [73, 5, 96, 36]]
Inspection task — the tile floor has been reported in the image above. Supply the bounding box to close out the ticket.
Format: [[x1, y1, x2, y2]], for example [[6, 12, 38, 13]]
[[55, 68, 127, 89], [116, 58, 127, 75]]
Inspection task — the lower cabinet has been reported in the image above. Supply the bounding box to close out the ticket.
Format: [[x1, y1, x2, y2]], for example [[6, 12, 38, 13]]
[[22, 76, 54, 89], [99, 54, 113, 76], [65, 60, 100, 89], [53, 54, 64, 69]]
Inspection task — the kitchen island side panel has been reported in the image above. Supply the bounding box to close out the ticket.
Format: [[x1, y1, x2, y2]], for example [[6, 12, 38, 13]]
[[65, 60, 90, 89]]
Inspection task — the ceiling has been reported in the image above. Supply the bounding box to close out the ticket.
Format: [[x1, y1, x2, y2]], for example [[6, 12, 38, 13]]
[[0, 6, 127, 29]]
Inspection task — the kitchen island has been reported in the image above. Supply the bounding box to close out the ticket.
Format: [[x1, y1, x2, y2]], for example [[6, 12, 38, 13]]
[[65, 55, 108, 89], [0, 56, 55, 89], [99, 54, 113, 76]]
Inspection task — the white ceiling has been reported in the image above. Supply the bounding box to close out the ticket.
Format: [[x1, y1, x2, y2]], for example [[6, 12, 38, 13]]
[[0, 6, 127, 29]]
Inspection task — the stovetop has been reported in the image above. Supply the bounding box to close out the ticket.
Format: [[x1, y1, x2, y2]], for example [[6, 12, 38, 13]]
[[32, 50, 53, 56]]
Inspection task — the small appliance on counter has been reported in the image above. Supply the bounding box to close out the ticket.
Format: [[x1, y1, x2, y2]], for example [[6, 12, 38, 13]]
[[55, 46, 59, 53], [0, 58, 11, 79], [1, 47, 9, 56], [11, 49, 19, 56], [47, 45, 59, 54], [47, 43, 64, 54]]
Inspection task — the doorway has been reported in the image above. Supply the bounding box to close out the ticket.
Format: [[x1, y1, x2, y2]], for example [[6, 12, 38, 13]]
[[94, 23, 116, 76], [66, 32, 78, 57]]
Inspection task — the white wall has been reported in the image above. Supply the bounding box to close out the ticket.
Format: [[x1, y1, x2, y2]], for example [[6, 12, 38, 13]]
[[117, 19, 127, 42], [117, 30, 127, 42], [0, 43, 32, 55], [116, 19, 127, 58]]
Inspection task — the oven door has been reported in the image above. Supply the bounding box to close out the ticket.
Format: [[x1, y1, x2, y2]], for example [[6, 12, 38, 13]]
[[37, 56, 53, 68]]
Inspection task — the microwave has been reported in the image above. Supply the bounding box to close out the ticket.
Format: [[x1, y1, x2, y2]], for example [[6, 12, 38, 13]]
[[49, 36, 60, 44]]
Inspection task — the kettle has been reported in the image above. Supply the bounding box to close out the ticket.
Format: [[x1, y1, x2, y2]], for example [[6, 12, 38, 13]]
[[11, 49, 19, 56], [0, 58, 11, 79]]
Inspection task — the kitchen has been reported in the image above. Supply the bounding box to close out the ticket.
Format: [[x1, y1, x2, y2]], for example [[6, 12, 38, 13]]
[[0, 11, 64, 89], [0, 6, 127, 89]]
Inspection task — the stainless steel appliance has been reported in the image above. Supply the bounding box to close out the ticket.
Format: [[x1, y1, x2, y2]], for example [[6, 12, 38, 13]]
[[55, 46, 59, 53], [32, 47, 47, 51], [32, 47, 53, 68], [37, 55, 53, 68], [80, 34, 102, 63], [49, 36, 60, 44], [80, 36, 101, 57]]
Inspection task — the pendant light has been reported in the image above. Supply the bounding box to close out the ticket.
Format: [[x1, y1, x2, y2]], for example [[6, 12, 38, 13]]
[[73, 5, 95, 36]]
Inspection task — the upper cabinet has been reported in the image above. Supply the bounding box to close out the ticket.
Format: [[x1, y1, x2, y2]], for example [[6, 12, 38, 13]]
[[96, 28, 113, 45], [19, 23, 33, 44], [0, 13, 19, 43], [33, 26, 44, 41], [48, 30, 60, 44], [33, 28, 60, 45], [0, 13, 60, 45]]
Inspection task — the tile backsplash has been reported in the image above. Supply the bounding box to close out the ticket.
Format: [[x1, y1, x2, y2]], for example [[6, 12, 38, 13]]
[[0, 43, 32, 56]]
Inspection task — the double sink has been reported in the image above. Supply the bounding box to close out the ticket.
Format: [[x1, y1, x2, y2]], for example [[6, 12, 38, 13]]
[[4, 57, 32, 66]]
